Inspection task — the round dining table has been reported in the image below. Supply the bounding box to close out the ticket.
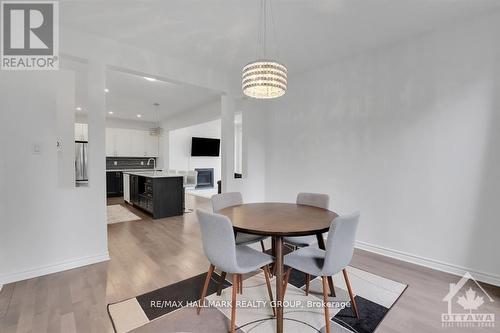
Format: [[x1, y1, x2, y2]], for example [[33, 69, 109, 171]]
[[218, 202, 338, 333]]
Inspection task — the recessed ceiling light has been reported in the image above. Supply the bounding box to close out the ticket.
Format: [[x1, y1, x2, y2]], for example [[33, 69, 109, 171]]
[[104, 88, 109, 93], [136, 114, 142, 118], [144, 77, 157, 82], [76, 107, 82, 111], [108, 111, 114, 115]]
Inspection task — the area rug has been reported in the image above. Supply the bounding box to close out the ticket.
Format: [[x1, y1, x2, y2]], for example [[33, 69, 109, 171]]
[[107, 204, 142, 224], [107, 266, 407, 333]]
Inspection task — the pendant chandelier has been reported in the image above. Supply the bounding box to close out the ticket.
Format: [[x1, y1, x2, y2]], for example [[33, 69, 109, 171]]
[[149, 103, 164, 136], [242, 0, 287, 99]]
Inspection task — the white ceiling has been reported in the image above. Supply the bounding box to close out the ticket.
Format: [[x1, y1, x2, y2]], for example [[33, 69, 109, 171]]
[[60, 0, 500, 120], [60, 0, 500, 77], [105, 70, 219, 122], [61, 59, 219, 122]]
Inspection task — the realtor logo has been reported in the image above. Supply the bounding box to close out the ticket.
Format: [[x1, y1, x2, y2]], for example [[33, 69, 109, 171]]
[[442, 272, 495, 329], [1, 1, 58, 70]]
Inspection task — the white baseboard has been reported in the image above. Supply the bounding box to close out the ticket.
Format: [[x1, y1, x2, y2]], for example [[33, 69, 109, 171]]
[[0, 252, 110, 285], [355, 241, 500, 287]]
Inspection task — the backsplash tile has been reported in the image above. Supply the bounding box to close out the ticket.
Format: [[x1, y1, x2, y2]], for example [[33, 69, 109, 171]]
[[106, 157, 157, 170]]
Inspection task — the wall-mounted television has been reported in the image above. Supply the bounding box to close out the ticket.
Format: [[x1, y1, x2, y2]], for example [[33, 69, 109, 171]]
[[191, 137, 220, 157]]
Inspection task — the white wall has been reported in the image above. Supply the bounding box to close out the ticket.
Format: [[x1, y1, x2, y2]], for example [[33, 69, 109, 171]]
[[169, 119, 222, 184], [265, 12, 500, 285], [0, 71, 109, 284], [0, 21, 230, 283], [220, 96, 268, 202]]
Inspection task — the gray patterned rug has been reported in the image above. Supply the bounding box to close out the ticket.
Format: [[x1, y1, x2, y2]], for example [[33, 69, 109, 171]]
[[108, 266, 407, 333]]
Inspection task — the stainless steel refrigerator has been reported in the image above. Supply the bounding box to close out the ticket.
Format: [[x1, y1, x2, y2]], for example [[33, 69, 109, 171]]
[[75, 141, 88, 185]]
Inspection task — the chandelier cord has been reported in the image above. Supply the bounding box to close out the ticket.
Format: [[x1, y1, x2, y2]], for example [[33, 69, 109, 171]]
[[256, 0, 279, 60], [269, 0, 279, 60]]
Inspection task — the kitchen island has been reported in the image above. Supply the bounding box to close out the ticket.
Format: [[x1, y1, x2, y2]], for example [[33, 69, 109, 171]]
[[124, 171, 184, 219]]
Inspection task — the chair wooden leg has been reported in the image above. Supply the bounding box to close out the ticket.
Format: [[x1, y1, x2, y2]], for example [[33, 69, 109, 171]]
[[217, 271, 227, 296], [260, 240, 266, 252], [231, 274, 238, 333], [329, 277, 336, 297], [342, 268, 359, 319], [305, 273, 311, 296], [239, 274, 243, 294], [282, 267, 292, 300], [263, 265, 276, 316], [321, 276, 331, 333], [197, 264, 215, 315]]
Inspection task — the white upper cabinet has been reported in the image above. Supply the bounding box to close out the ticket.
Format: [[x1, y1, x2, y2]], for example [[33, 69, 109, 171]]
[[130, 130, 145, 157], [105, 128, 116, 156], [114, 128, 132, 157], [74, 123, 88, 141], [145, 133, 158, 157], [105, 128, 159, 157]]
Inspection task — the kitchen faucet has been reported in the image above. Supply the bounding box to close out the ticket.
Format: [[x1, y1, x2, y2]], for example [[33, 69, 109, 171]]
[[147, 158, 156, 175]]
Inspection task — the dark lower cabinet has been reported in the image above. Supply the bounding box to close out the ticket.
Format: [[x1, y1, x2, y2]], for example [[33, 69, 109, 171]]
[[129, 175, 184, 219], [130, 174, 139, 203], [106, 171, 123, 197]]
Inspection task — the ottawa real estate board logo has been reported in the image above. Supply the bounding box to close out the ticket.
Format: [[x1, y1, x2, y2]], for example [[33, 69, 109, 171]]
[[1, 1, 58, 70], [442, 272, 495, 328]]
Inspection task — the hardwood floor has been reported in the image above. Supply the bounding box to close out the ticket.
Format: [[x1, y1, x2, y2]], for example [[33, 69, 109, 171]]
[[1, 195, 499, 332]]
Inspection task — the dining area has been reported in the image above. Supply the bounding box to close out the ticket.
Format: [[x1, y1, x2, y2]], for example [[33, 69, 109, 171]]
[[196, 192, 361, 333]]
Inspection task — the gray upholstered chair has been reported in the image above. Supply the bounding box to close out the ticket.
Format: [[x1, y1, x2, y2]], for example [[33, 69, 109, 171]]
[[283, 192, 330, 248], [196, 209, 275, 333], [211, 192, 268, 251], [283, 212, 361, 333]]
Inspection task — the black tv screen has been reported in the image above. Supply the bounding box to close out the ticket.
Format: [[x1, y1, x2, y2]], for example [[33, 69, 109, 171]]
[[191, 137, 220, 156]]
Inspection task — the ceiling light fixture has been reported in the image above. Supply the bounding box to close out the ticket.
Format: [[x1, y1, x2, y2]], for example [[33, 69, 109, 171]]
[[144, 77, 157, 82], [136, 114, 142, 118], [108, 111, 113, 115], [104, 88, 109, 93], [76, 107, 82, 111], [242, 0, 287, 99]]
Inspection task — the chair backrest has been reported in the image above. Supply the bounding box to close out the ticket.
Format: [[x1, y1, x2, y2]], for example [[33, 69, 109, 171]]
[[322, 212, 360, 276], [185, 170, 197, 187], [211, 192, 243, 213], [196, 209, 238, 273], [296, 192, 329, 209]]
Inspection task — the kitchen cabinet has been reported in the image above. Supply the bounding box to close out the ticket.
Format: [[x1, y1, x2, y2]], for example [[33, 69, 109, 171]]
[[114, 128, 132, 157], [130, 174, 139, 203], [130, 130, 145, 157], [105, 128, 115, 156], [105, 128, 158, 157], [128, 173, 184, 218], [144, 133, 158, 157], [123, 173, 130, 203], [106, 171, 123, 197], [75, 123, 88, 141]]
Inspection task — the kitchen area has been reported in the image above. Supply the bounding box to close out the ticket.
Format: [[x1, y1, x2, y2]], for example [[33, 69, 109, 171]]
[[69, 65, 221, 223], [106, 154, 185, 219]]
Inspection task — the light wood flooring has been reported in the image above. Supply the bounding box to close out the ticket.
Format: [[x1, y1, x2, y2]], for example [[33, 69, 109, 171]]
[[1, 195, 499, 332]]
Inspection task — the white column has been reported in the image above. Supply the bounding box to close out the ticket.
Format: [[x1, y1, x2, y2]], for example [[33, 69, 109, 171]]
[[220, 94, 235, 193], [56, 71, 76, 188], [87, 60, 108, 239]]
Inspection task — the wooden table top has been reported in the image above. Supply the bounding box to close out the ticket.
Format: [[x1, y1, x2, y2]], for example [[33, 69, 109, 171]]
[[218, 202, 338, 236]]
